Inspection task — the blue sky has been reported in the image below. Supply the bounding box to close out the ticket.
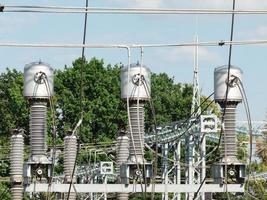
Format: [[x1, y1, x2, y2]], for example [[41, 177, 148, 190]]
[[1, 0, 267, 121]]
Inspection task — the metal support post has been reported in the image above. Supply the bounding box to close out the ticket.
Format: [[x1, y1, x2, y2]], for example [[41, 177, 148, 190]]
[[186, 133, 195, 200], [162, 143, 169, 200], [200, 133, 206, 200], [104, 176, 107, 200], [174, 140, 181, 200]]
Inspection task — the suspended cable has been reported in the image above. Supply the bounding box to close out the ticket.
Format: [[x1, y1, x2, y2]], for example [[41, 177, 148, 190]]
[[3, 6, 267, 14], [125, 48, 145, 198], [43, 75, 57, 200], [194, 1, 236, 199], [235, 77, 254, 199], [137, 47, 148, 199], [66, 1, 88, 199], [1, 39, 267, 49]]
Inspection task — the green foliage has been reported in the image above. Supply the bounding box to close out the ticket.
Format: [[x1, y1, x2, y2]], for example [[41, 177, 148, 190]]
[[55, 58, 126, 143], [146, 73, 193, 128], [245, 180, 267, 200], [0, 182, 11, 199], [55, 59, 194, 143], [0, 69, 28, 136], [237, 134, 248, 162]]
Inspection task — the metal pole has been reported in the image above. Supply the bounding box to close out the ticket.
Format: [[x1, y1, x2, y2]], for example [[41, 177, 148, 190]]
[[186, 133, 195, 200], [200, 134, 206, 200], [174, 141, 181, 200], [104, 176, 107, 200], [162, 143, 169, 200]]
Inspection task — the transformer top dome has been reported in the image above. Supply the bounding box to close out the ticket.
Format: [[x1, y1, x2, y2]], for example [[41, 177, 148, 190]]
[[214, 65, 243, 103], [23, 61, 54, 99], [120, 63, 151, 100]]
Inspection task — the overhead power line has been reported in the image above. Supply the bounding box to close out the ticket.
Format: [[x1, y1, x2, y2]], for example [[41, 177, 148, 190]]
[[3, 6, 267, 14], [1, 39, 267, 49]]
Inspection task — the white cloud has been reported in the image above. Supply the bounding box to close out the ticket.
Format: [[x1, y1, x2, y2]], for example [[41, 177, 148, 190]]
[[238, 26, 267, 40], [156, 46, 222, 64]]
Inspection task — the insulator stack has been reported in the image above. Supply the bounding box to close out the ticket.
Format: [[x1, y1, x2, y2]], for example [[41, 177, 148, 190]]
[[120, 63, 151, 165], [64, 135, 77, 200], [128, 102, 145, 163], [116, 133, 129, 172], [30, 101, 47, 160], [11, 185, 23, 200], [24, 62, 54, 163], [116, 132, 129, 200], [214, 65, 243, 162], [10, 130, 24, 180], [221, 102, 238, 160], [64, 135, 77, 181], [10, 129, 24, 200]]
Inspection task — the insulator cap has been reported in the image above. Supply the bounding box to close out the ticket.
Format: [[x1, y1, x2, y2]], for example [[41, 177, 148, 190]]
[[120, 63, 151, 100], [214, 65, 243, 103], [23, 61, 54, 99]]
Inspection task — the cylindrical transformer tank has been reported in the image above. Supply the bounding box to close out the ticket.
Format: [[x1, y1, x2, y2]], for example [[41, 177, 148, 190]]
[[10, 129, 24, 183], [214, 65, 243, 102], [24, 61, 54, 99], [120, 63, 151, 100]]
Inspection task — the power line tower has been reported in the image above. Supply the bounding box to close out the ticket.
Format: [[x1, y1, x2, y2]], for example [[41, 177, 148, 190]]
[[191, 35, 201, 118], [186, 35, 206, 200]]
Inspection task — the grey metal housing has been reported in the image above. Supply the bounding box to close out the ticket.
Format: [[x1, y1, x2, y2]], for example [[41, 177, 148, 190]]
[[23, 62, 54, 99], [214, 65, 243, 102], [120, 63, 151, 100]]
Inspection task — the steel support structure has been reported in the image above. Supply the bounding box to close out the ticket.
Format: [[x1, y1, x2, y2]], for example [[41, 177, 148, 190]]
[[25, 183, 244, 193], [200, 133, 206, 200], [162, 143, 169, 200], [174, 140, 181, 200], [185, 133, 195, 200]]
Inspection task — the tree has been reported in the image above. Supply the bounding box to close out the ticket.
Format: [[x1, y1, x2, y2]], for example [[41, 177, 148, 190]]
[[0, 69, 28, 137], [55, 58, 126, 143]]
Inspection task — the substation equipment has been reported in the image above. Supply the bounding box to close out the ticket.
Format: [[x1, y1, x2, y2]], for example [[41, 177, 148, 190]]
[[9, 62, 78, 199], [118, 63, 153, 198], [9, 62, 246, 200], [23, 62, 54, 193], [212, 65, 246, 184]]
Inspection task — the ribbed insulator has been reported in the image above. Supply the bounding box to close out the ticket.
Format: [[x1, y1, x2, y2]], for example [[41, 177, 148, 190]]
[[116, 133, 129, 200], [11, 184, 23, 200], [64, 135, 77, 200], [10, 132, 24, 179], [222, 103, 237, 160], [30, 101, 47, 157], [64, 135, 77, 179], [117, 193, 129, 200], [117, 134, 129, 171], [128, 102, 145, 164]]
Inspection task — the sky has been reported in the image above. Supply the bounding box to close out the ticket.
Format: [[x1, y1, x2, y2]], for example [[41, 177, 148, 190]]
[[1, 0, 267, 121]]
